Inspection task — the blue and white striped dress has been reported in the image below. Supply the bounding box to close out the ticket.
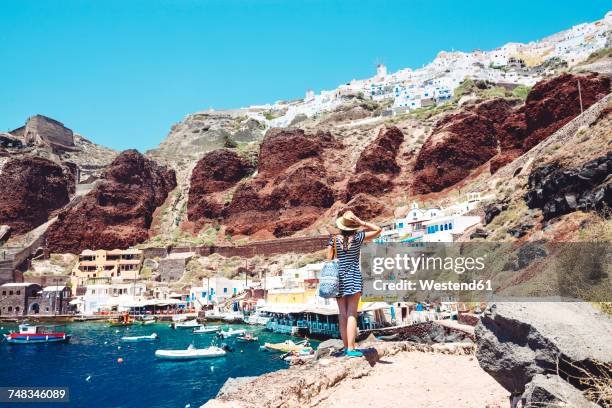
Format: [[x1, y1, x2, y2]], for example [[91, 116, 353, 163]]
[[328, 231, 365, 297]]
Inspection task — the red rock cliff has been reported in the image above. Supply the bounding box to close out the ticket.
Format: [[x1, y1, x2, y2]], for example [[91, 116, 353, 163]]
[[46, 150, 176, 253], [0, 157, 74, 234]]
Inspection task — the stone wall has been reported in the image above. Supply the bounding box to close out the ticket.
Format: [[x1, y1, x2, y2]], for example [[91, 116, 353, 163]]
[[159, 256, 192, 283], [0, 283, 41, 316]]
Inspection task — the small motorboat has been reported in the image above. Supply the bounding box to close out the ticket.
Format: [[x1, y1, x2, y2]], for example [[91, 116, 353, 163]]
[[172, 319, 199, 329], [263, 340, 312, 353], [3, 324, 71, 344], [217, 328, 246, 339], [137, 316, 156, 325], [193, 325, 221, 334], [236, 333, 258, 342], [121, 333, 159, 342], [282, 348, 316, 363], [109, 313, 134, 327], [155, 345, 226, 360]]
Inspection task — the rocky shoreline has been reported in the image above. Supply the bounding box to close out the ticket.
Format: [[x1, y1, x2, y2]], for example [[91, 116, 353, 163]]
[[203, 303, 611, 408]]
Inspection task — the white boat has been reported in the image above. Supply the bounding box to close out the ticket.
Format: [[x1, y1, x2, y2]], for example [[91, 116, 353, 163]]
[[193, 325, 221, 334], [246, 312, 271, 325], [218, 328, 246, 338], [223, 312, 244, 322], [173, 319, 199, 329], [121, 333, 159, 342], [155, 345, 226, 360]]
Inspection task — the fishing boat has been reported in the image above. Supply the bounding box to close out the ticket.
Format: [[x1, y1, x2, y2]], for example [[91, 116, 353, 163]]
[[3, 324, 71, 344], [121, 333, 159, 342], [171, 319, 199, 329], [192, 325, 221, 334], [217, 328, 246, 338], [263, 340, 312, 353], [236, 333, 258, 342], [155, 345, 226, 360]]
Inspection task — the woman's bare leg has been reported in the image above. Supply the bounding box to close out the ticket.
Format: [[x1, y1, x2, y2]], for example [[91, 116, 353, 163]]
[[346, 292, 361, 350], [336, 296, 348, 349]]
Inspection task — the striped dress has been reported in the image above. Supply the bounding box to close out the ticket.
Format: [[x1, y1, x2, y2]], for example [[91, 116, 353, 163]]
[[328, 231, 365, 297]]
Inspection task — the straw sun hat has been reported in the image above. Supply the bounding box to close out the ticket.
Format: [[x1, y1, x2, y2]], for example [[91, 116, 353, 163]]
[[335, 211, 361, 231]]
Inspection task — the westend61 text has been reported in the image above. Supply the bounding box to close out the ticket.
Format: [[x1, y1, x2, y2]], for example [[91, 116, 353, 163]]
[[373, 279, 493, 292]]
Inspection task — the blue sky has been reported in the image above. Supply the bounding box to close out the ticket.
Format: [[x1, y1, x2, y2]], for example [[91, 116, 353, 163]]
[[1, 1, 609, 151]]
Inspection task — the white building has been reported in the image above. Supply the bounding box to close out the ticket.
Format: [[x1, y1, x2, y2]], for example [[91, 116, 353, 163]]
[[79, 282, 147, 315], [189, 276, 247, 310], [422, 215, 481, 242]]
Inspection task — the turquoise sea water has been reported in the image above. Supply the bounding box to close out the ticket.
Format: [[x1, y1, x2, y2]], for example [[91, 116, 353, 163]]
[[0, 323, 303, 408]]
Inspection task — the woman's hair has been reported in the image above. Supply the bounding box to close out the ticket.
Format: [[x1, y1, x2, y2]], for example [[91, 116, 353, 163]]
[[340, 229, 355, 251]]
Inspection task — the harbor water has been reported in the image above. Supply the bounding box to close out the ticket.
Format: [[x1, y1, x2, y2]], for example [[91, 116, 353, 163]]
[[0, 322, 306, 408]]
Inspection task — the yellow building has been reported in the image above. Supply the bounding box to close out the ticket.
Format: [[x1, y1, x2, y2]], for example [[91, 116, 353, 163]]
[[71, 248, 143, 288], [266, 287, 319, 304]]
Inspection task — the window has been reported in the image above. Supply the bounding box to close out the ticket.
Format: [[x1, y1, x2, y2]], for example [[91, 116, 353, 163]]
[[16, 290, 20, 295], [202, 291, 206, 298], [449, 223, 453, 230], [398, 222, 404, 229], [223, 288, 228, 293], [9, 291, 13, 296], [1, 291, 5, 296], [8, 307, 12, 312], [15, 307, 19, 312], [233, 288, 237, 294]]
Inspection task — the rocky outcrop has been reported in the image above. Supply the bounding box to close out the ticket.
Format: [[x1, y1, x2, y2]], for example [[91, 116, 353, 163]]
[[46, 150, 176, 253], [187, 149, 255, 224], [11, 115, 75, 150], [0, 157, 74, 234], [413, 73, 610, 191], [355, 126, 404, 175], [339, 193, 387, 220], [475, 302, 612, 407], [345, 171, 392, 201], [412, 101, 509, 194], [258, 128, 338, 176], [521, 73, 610, 151], [492, 73, 610, 172], [223, 130, 341, 237], [524, 153, 611, 221]]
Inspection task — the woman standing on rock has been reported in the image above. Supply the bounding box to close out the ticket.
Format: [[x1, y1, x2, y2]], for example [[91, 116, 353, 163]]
[[327, 211, 381, 357]]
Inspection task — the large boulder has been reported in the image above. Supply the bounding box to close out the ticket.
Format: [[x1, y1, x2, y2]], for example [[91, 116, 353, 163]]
[[46, 150, 176, 253], [521, 374, 598, 408], [475, 302, 612, 404], [0, 156, 74, 234]]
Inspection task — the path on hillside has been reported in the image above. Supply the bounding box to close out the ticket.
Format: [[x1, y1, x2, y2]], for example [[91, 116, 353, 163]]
[[314, 351, 507, 408]]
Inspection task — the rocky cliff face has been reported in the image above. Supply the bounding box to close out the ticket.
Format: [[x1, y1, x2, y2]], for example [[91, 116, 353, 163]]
[[413, 73, 610, 192], [46, 150, 176, 253], [0, 157, 74, 234], [187, 149, 255, 224], [223, 129, 342, 237], [412, 101, 507, 194]]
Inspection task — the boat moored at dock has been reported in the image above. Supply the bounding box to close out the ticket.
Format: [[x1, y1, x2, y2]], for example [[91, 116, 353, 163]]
[[155, 345, 226, 360], [218, 328, 246, 338], [121, 333, 159, 342], [193, 325, 221, 334]]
